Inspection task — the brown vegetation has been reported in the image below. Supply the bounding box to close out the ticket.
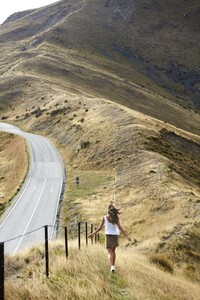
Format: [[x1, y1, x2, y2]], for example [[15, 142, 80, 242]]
[[4, 241, 200, 300], [0, 0, 200, 297], [0, 132, 28, 215]]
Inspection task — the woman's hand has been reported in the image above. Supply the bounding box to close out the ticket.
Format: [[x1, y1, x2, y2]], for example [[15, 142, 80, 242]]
[[88, 233, 94, 238]]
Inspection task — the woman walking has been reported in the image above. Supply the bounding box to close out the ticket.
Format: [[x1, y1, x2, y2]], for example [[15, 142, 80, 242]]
[[88, 203, 131, 273]]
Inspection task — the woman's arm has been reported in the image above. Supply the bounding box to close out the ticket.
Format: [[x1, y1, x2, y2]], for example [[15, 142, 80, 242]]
[[88, 217, 105, 238], [117, 220, 131, 241]]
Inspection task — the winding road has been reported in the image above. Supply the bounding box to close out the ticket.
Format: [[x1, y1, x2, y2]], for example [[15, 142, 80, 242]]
[[0, 123, 64, 255]]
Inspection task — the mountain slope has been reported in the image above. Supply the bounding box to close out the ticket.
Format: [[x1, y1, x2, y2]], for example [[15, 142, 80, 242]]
[[5, 242, 200, 299], [0, 0, 200, 282], [0, 0, 200, 134]]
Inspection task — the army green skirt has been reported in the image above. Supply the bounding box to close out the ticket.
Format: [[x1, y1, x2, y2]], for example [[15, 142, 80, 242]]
[[106, 235, 119, 248]]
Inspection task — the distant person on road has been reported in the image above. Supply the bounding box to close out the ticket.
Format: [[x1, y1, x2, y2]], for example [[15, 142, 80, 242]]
[[88, 203, 131, 273]]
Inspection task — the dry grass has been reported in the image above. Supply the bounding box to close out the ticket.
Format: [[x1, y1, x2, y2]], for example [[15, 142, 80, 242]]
[[4, 241, 200, 300], [1, 93, 200, 282], [0, 0, 200, 296], [0, 132, 28, 215], [154, 220, 200, 283], [3, 88, 198, 274], [149, 253, 174, 273], [62, 166, 114, 225]]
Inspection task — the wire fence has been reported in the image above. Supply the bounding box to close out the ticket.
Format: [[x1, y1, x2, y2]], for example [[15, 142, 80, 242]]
[[0, 221, 100, 300]]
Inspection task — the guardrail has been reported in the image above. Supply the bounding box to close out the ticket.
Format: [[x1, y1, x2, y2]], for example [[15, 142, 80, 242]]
[[0, 221, 100, 300]]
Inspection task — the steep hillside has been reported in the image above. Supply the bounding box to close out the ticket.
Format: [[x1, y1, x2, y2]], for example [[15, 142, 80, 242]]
[[4, 242, 200, 299], [0, 0, 200, 133], [0, 0, 200, 283], [46, 0, 200, 110]]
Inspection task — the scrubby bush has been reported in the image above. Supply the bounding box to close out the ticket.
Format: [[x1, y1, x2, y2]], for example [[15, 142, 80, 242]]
[[149, 253, 174, 273]]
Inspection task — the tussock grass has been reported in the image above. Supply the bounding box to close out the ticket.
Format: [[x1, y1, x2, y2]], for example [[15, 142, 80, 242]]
[[0, 132, 28, 215], [0, 2, 199, 298], [62, 166, 113, 225], [156, 220, 200, 283], [149, 253, 174, 273], [5, 241, 200, 300], [66, 168, 111, 200]]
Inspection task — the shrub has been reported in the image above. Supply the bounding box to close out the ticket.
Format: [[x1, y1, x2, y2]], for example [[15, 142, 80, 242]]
[[149, 253, 174, 273], [80, 141, 90, 149]]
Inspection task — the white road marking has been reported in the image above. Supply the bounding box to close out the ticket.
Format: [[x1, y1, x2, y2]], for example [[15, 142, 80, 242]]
[[0, 177, 32, 228], [13, 178, 47, 255], [0, 123, 64, 254]]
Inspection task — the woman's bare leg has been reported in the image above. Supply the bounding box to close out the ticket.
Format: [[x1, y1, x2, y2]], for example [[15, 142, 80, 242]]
[[107, 248, 116, 266]]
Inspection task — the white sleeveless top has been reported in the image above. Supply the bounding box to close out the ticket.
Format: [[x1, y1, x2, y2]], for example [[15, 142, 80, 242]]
[[104, 216, 120, 235]]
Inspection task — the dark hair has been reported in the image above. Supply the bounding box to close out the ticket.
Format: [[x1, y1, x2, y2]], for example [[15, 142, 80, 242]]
[[108, 203, 121, 224]]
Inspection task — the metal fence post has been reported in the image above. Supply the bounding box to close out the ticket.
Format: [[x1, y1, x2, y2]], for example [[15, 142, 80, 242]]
[[44, 225, 49, 278], [0, 243, 4, 300], [65, 227, 68, 258], [85, 222, 88, 246], [78, 222, 81, 250]]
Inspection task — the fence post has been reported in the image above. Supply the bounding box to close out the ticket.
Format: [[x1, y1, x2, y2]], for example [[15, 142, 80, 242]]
[[91, 224, 93, 245], [85, 222, 88, 246], [65, 227, 68, 258], [44, 225, 49, 278], [0, 243, 4, 300], [95, 228, 97, 244], [78, 222, 81, 250]]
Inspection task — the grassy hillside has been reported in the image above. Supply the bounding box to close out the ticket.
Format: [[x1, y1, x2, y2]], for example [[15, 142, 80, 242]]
[[0, 1, 200, 132], [0, 132, 28, 215], [47, 0, 200, 110], [5, 241, 200, 299], [0, 0, 200, 295]]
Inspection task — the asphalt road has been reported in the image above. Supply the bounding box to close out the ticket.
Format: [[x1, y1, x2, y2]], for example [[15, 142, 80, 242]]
[[0, 123, 64, 255]]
